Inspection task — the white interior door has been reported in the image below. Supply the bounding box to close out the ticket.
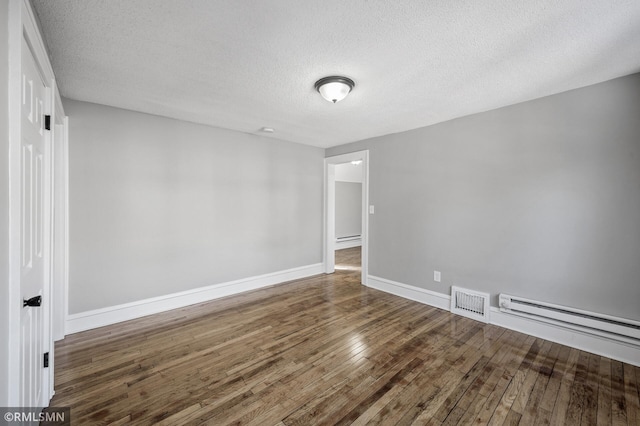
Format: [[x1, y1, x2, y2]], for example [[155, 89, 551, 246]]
[[20, 37, 48, 407]]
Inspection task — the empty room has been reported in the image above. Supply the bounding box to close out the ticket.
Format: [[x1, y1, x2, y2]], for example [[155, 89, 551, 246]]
[[2, 0, 640, 424]]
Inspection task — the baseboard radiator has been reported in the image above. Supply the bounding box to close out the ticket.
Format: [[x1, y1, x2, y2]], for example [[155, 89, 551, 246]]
[[335, 235, 362, 250], [499, 294, 640, 346], [336, 235, 361, 242]]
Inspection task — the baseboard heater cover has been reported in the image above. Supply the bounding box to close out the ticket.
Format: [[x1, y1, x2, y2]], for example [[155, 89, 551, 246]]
[[499, 294, 640, 346], [336, 235, 361, 241]]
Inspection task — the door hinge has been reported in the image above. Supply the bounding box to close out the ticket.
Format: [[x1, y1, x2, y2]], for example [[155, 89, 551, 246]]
[[44, 352, 49, 368], [23, 295, 42, 308], [44, 115, 51, 131]]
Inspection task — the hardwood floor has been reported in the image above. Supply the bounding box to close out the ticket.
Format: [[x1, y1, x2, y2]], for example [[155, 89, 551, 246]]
[[335, 246, 362, 272], [51, 248, 640, 425]]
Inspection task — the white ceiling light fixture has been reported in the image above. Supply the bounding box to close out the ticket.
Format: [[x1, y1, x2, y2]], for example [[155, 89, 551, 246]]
[[314, 76, 355, 103]]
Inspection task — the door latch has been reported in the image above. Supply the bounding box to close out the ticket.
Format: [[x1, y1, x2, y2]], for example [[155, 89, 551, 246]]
[[23, 295, 42, 308]]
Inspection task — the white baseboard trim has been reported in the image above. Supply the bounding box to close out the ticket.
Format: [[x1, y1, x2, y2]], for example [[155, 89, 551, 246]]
[[367, 275, 451, 310], [335, 238, 362, 250], [366, 276, 640, 367], [490, 307, 640, 367], [66, 263, 324, 335]]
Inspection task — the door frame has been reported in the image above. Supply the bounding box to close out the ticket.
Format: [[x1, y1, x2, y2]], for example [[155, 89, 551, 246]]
[[51, 114, 69, 345], [324, 150, 369, 285], [7, 0, 68, 405]]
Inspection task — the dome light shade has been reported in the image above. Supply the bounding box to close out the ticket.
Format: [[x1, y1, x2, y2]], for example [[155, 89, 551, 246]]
[[314, 76, 355, 103]]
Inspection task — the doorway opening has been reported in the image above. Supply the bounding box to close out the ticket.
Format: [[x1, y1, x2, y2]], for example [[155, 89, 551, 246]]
[[324, 151, 369, 285], [335, 246, 361, 273]]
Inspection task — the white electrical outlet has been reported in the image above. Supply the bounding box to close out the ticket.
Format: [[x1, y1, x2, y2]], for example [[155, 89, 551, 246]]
[[434, 271, 441, 282], [369, 205, 375, 214]]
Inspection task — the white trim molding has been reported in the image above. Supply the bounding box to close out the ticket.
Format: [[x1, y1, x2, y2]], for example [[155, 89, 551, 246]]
[[367, 275, 451, 311], [490, 307, 640, 367], [66, 263, 324, 334], [366, 276, 640, 367]]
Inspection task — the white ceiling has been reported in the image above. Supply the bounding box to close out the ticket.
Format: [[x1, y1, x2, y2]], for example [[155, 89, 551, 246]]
[[32, 0, 640, 148]]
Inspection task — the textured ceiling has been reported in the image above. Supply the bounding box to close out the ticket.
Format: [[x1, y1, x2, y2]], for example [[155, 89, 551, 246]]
[[32, 0, 640, 148]]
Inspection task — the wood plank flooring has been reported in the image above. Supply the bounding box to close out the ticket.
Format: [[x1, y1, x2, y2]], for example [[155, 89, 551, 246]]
[[50, 247, 640, 425]]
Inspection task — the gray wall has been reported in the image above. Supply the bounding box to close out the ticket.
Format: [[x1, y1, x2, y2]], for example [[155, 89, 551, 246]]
[[335, 182, 362, 239], [0, 0, 10, 406], [327, 73, 640, 321], [65, 99, 323, 314]]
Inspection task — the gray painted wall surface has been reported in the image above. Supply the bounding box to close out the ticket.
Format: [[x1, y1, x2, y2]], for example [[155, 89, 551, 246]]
[[65, 99, 323, 314], [0, 0, 10, 406], [327, 73, 640, 321], [335, 182, 362, 239]]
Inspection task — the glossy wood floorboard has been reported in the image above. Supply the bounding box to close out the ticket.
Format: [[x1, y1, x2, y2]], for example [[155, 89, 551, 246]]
[[51, 248, 640, 425]]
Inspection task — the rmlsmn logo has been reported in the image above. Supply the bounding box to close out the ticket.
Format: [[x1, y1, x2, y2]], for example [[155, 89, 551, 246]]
[[1, 407, 70, 425]]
